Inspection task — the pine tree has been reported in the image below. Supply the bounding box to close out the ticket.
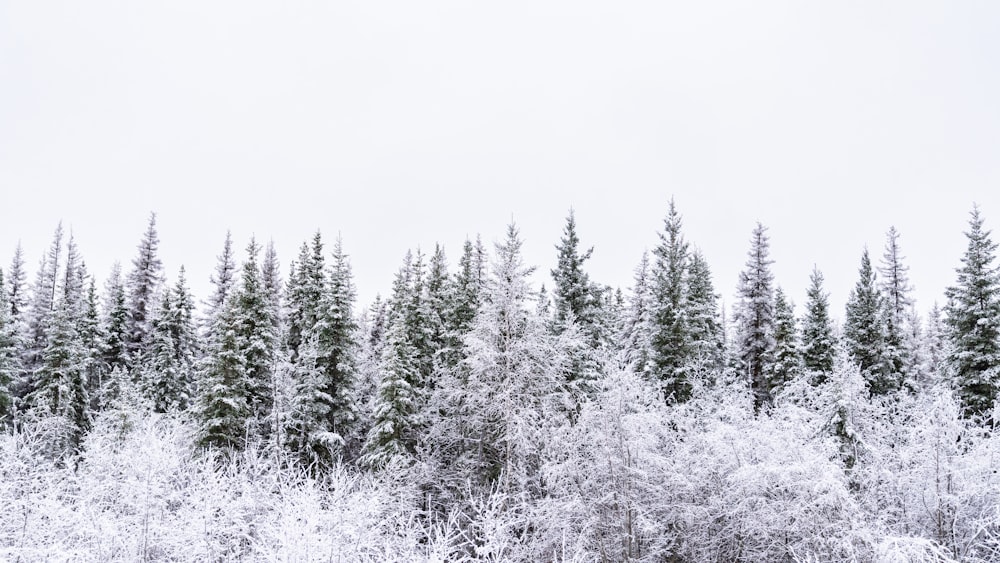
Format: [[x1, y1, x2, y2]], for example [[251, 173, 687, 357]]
[[232, 238, 277, 439], [801, 266, 836, 380], [735, 222, 776, 413], [444, 237, 487, 368], [879, 227, 912, 384], [945, 206, 1000, 419], [23, 224, 64, 378], [769, 287, 801, 392], [196, 296, 249, 451], [844, 249, 893, 394], [622, 251, 653, 377], [8, 243, 29, 322], [359, 318, 419, 469], [650, 200, 691, 401], [205, 230, 237, 329], [423, 244, 451, 375], [286, 233, 325, 363], [125, 213, 164, 364], [101, 263, 130, 378], [141, 268, 198, 412], [261, 240, 282, 328], [925, 303, 949, 384], [551, 210, 597, 338], [313, 236, 359, 454], [685, 250, 724, 370], [30, 299, 90, 455], [459, 223, 568, 495], [0, 270, 20, 421]]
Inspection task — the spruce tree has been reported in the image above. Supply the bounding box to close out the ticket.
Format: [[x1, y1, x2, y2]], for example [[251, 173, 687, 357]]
[[551, 210, 597, 339], [141, 268, 198, 412], [125, 213, 164, 364], [8, 243, 28, 322], [622, 251, 653, 377], [23, 224, 64, 378], [801, 266, 836, 380], [444, 237, 487, 368], [101, 263, 130, 378], [205, 230, 237, 330], [650, 200, 690, 401], [769, 287, 801, 393], [879, 226, 912, 384], [359, 318, 419, 469], [286, 233, 325, 363], [232, 238, 277, 439], [844, 249, 893, 394], [0, 270, 19, 421], [685, 250, 724, 370], [196, 295, 249, 451], [735, 222, 776, 413], [945, 206, 1000, 419]]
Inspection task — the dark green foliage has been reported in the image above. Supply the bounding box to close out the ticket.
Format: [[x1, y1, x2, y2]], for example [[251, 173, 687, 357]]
[[945, 206, 1000, 420], [802, 267, 836, 379], [125, 213, 163, 364], [686, 250, 724, 370], [735, 222, 776, 413], [769, 287, 801, 392], [650, 200, 691, 402], [844, 249, 895, 394]]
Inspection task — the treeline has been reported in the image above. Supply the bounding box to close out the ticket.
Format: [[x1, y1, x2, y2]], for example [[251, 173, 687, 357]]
[[0, 201, 999, 561]]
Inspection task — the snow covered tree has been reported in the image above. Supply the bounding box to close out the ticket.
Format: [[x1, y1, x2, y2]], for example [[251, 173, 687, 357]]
[[204, 230, 237, 330], [650, 200, 691, 401], [879, 226, 912, 385], [140, 268, 198, 412], [125, 213, 164, 364], [28, 298, 90, 455], [22, 224, 64, 379], [734, 222, 777, 413], [286, 233, 325, 363], [359, 318, 419, 470], [196, 296, 249, 452], [197, 239, 277, 450], [685, 250, 724, 371], [551, 210, 598, 340], [945, 205, 1000, 420], [769, 287, 801, 392], [621, 251, 653, 376], [312, 236, 359, 454], [459, 223, 570, 496], [0, 269, 20, 422], [7, 243, 29, 322], [925, 303, 949, 384], [100, 263, 130, 379], [443, 237, 487, 369], [844, 249, 894, 394], [801, 266, 836, 380], [261, 240, 282, 328]]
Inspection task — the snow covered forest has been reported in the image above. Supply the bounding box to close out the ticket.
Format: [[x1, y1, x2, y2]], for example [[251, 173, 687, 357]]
[[2, 202, 1000, 562]]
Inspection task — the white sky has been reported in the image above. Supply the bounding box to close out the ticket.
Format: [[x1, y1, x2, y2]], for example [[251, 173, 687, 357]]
[[2, 1, 999, 320]]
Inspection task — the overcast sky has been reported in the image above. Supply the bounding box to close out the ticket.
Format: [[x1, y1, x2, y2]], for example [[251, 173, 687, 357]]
[[2, 1, 999, 320]]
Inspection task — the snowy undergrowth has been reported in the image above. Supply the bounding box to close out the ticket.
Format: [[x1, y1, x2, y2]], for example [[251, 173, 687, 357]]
[[0, 407, 454, 562]]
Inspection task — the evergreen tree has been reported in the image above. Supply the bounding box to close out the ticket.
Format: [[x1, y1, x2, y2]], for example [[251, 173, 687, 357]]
[[0, 270, 20, 421], [313, 236, 359, 454], [205, 230, 237, 329], [23, 224, 64, 378], [551, 210, 597, 340], [261, 240, 282, 328], [232, 238, 277, 439], [622, 251, 653, 376], [423, 244, 451, 374], [101, 263, 130, 377], [286, 233, 325, 363], [125, 213, 164, 364], [7, 243, 29, 321], [945, 206, 1000, 419], [769, 287, 801, 392], [879, 227, 912, 384], [444, 237, 487, 368], [685, 250, 724, 370], [650, 199, 690, 401], [734, 222, 776, 413], [844, 249, 893, 394], [29, 299, 90, 455], [925, 303, 949, 384], [141, 268, 198, 412], [359, 318, 419, 469], [196, 295, 249, 451], [801, 266, 836, 380], [458, 223, 568, 495]]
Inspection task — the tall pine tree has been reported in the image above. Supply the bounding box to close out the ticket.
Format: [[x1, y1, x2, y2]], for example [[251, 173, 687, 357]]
[[735, 222, 776, 413], [801, 266, 836, 380], [945, 206, 1000, 419]]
